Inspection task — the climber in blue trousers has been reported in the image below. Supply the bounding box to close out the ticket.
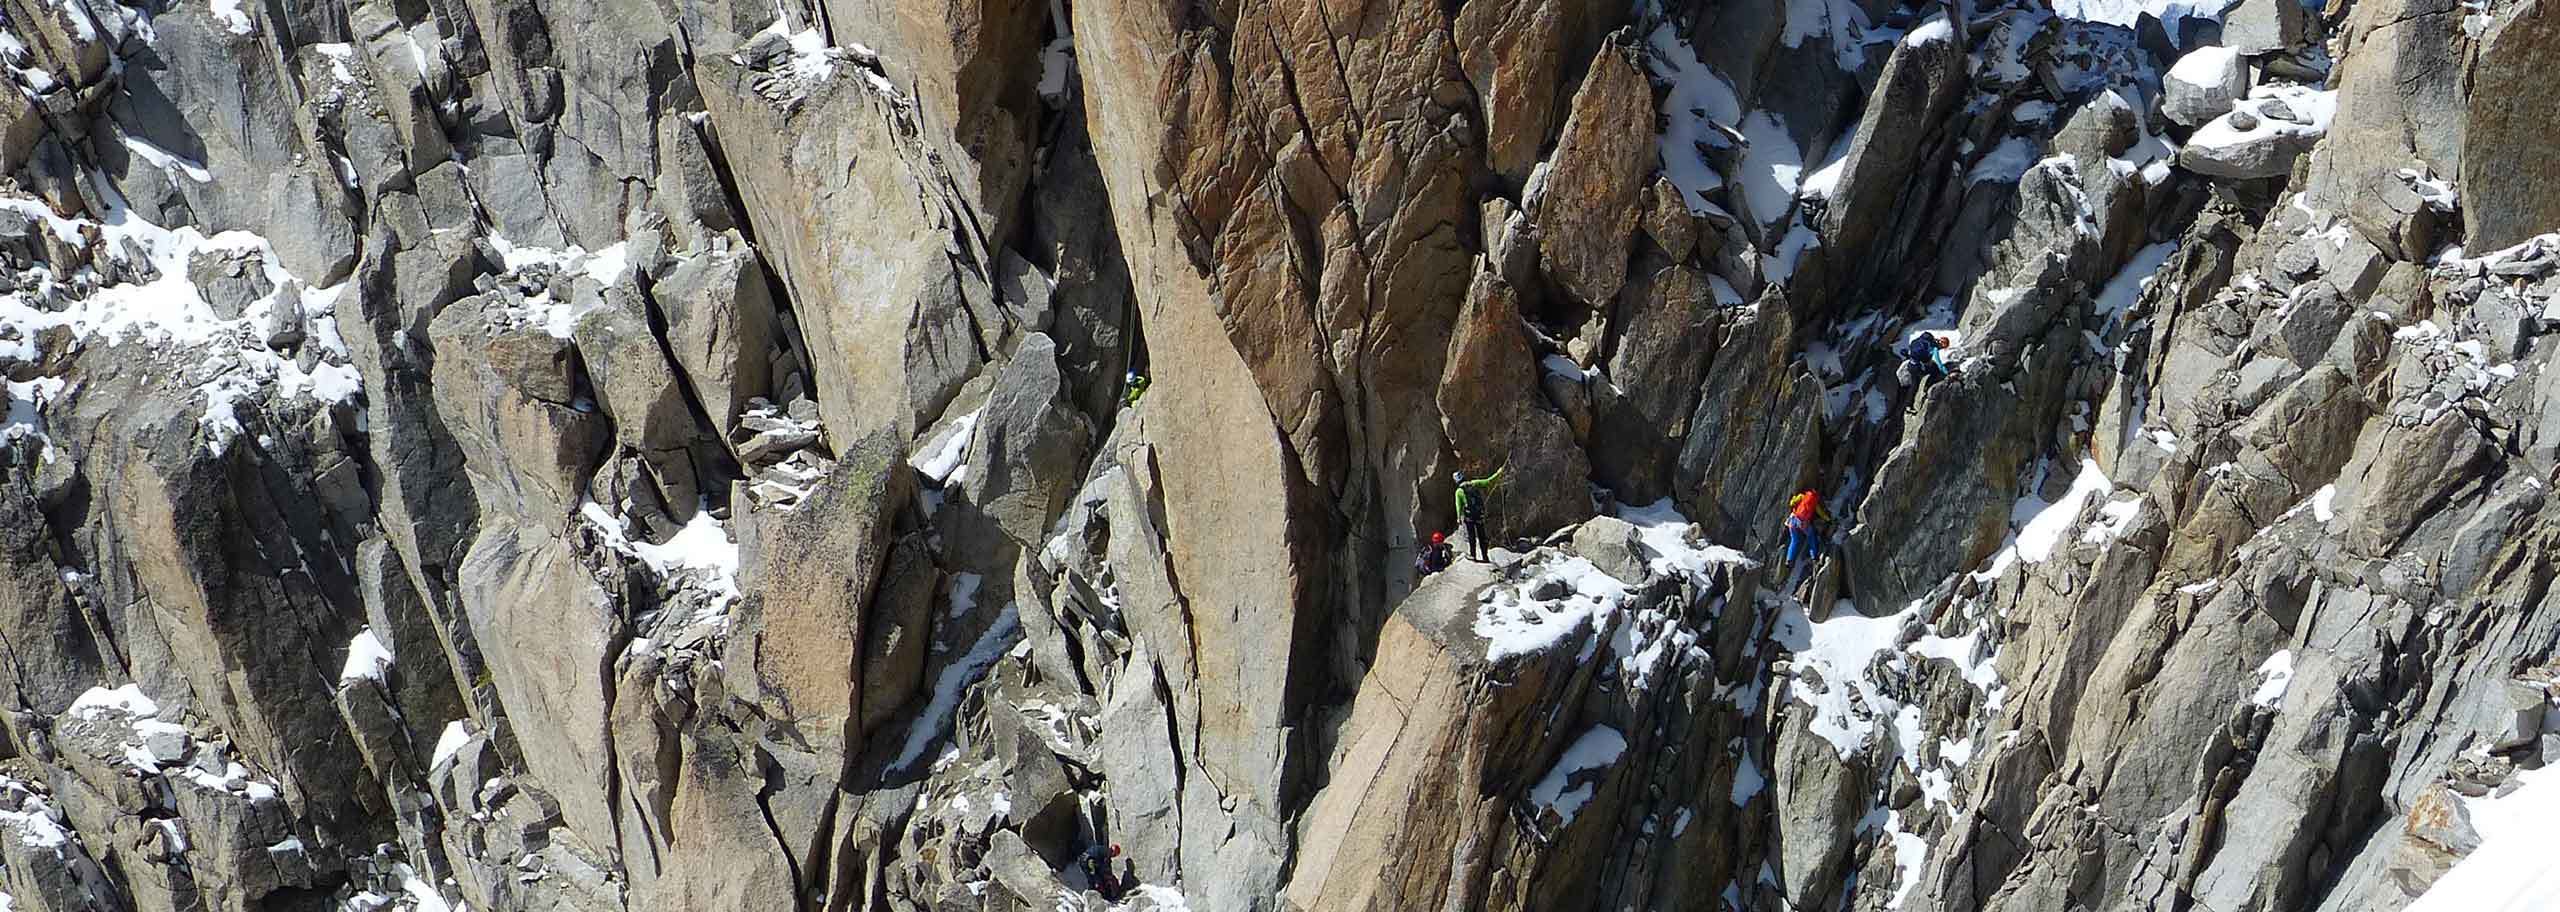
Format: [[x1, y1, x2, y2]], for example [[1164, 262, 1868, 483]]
[[1784, 488, 1831, 568]]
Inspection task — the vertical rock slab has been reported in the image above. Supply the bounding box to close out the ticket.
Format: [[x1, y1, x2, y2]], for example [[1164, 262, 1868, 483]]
[[730, 433, 909, 759], [455, 521, 626, 850], [1533, 41, 1655, 308], [697, 53, 987, 442], [2460, 0, 2560, 251]]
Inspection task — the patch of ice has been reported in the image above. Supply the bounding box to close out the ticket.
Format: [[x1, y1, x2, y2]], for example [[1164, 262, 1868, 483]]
[[2310, 484, 2336, 523]]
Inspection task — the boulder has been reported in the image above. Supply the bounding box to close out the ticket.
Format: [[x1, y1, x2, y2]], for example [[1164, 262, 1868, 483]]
[[1570, 515, 1649, 585], [2224, 0, 2312, 55], [571, 282, 704, 454], [651, 238, 780, 437], [2163, 46, 2247, 127], [2179, 97, 2325, 180]]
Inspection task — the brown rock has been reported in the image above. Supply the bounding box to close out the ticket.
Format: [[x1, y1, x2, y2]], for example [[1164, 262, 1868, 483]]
[[1534, 41, 1656, 308]]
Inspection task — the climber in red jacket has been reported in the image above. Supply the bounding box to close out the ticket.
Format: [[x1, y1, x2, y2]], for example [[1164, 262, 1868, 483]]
[[1784, 489, 1832, 567]]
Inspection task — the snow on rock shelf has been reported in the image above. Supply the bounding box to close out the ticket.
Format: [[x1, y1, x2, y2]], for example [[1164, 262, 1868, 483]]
[[2407, 765, 2560, 912], [1528, 725, 1628, 828], [339, 629, 395, 683]]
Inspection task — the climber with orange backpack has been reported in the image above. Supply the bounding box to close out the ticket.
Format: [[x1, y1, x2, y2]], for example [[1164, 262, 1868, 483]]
[[1784, 488, 1832, 569]]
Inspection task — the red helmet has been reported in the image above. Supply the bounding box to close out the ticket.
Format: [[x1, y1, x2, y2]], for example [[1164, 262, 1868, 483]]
[[1110, 844, 1122, 857], [1430, 531, 1446, 545]]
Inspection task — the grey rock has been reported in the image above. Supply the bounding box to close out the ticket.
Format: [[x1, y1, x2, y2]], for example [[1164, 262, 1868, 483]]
[[1570, 515, 1649, 585], [2164, 47, 2248, 127], [2225, 0, 2314, 55], [186, 246, 273, 320]]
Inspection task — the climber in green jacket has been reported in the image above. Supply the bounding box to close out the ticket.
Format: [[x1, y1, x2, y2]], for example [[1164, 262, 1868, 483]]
[[1123, 370, 1150, 407], [1453, 465, 1506, 562]]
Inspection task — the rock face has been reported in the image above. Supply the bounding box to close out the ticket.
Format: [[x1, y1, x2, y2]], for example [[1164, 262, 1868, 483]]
[[0, 1, 2556, 911]]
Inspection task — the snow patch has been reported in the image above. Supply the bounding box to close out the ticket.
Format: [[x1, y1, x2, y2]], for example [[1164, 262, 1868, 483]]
[[910, 408, 981, 484], [1474, 555, 1626, 662], [1527, 725, 1626, 828], [2250, 650, 2294, 708], [2053, 0, 2226, 38], [2016, 459, 2114, 564], [890, 605, 1022, 773], [1643, 8, 1742, 216], [1729, 750, 1765, 806], [2188, 84, 2338, 160], [339, 629, 394, 683], [430, 721, 471, 770], [1881, 809, 1928, 908], [122, 135, 213, 183], [580, 505, 743, 614], [2407, 764, 2560, 912], [1967, 136, 2041, 185], [1902, 16, 1953, 46], [1738, 111, 1804, 228], [68, 684, 159, 720]]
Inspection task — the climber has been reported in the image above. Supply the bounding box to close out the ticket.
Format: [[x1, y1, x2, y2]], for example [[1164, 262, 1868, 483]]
[[1453, 465, 1507, 563], [1123, 370, 1150, 407], [1415, 530, 1455, 577], [1783, 488, 1831, 569], [1898, 331, 1953, 389], [1080, 843, 1124, 901]]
